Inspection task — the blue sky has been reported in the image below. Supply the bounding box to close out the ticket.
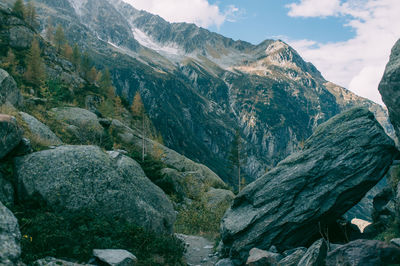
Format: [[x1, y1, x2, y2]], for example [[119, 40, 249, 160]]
[[207, 0, 355, 45], [124, 0, 400, 105]]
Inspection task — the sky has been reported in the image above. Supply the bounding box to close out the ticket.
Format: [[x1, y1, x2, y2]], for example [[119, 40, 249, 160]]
[[122, 0, 400, 105]]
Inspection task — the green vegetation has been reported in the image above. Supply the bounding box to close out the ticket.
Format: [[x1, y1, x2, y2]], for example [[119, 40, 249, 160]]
[[13, 201, 185, 265], [12, 0, 25, 19]]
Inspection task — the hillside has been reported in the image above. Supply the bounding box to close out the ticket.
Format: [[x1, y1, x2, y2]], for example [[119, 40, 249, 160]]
[[1, 0, 392, 186]]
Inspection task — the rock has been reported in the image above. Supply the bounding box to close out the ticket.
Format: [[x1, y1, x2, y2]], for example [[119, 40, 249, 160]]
[[215, 258, 235, 266], [0, 114, 22, 159], [0, 175, 14, 207], [0, 201, 21, 264], [33, 257, 89, 265], [93, 249, 137, 266], [282, 247, 307, 257], [175, 234, 218, 266], [110, 119, 227, 191], [221, 108, 399, 262], [51, 107, 103, 135], [379, 38, 400, 142], [206, 188, 235, 209], [391, 238, 400, 247], [9, 25, 34, 49], [245, 248, 282, 266], [15, 145, 175, 233], [12, 137, 33, 156], [0, 68, 23, 107], [20, 112, 62, 146], [325, 239, 400, 266], [278, 248, 306, 266], [297, 239, 327, 266]]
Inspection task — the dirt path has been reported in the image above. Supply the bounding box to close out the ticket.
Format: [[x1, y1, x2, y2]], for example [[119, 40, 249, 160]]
[[176, 234, 219, 266]]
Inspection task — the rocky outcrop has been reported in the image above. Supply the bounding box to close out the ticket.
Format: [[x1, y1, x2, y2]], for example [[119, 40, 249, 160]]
[[0, 175, 14, 207], [278, 248, 306, 266], [33, 257, 88, 266], [325, 239, 400, 266], [15, 145, 175, 233], [0, 114, 22, 159], [0, 68, 23, 107], [0, 201, 21, 265], [206, 188, 235, 209], [245, 248, 282, 266], [221, 108, 399, 262], [379, 38, 400, 143], [93, 249, 137, 266], [51, 107, 104, 134], [20, 112, 62, 146], [297, 239, 327, 266]]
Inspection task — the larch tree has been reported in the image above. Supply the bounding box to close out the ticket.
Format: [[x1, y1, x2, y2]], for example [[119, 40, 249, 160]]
[[229, 128, 247, 192], [24, 38, 45, 87], [99, 68, 113, 97], [72, 43, 81, 70], [45, 17, 54, 42], [24, 1, 38, 29], [62, 43, 73, 61], [87, 66, 98, 84], [12, 0, 25, 19], [131, 91, 147, 162], [3, 48, 18, 74], [54, 25, 66, 52]]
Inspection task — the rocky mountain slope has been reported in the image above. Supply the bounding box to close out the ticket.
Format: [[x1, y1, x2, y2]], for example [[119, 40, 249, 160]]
[[3, 0, 392, 186]]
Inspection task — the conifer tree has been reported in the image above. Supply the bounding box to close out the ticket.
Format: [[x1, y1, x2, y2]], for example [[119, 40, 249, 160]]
[[24, 38, 45, 87], [12, 0, 25, 19], [80, 52, 91, 78], [131, 91, 147, 162], [45, 17, 54, 42], [3, 48, 18, 74], [229, 128, 247, 192], [99, 68, 113, 96], [72, 43, 80, 69], [25, 1, 38, 28], [87, 66, 98, 84], [62, 43, 73, 61], [54, 25, 66, 52]]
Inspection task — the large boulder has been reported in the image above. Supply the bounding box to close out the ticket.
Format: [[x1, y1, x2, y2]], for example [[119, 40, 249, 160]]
[[20, 112, 62, 146], [0, 174, 14, 207], [33, 257, 88, 266], [9, 25, 34, 49], [0, 68, 23, 107], [297, 239, 327, 266], [0, 201, 21, 264], [0, 114, 22, 159], [379, 38, 400, 143], [221, 108, 399, 262], [14, 146, 175, 233], [93, 249, 137, 266], [325, 239, 400, 266]]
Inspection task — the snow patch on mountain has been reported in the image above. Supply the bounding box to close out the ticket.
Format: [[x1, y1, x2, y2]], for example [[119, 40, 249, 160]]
[[132, 27, 180, 55]]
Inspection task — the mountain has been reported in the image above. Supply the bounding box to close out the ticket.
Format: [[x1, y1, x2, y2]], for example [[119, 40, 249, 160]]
[[10, 0, 393, 185]]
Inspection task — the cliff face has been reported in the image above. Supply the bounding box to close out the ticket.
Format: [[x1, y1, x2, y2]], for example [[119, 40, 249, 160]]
[[379, 39, 400, 144], [24, 0, 393, 185]]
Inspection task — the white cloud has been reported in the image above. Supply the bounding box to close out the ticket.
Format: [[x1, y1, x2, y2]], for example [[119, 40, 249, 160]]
[[286, 0, 400, 105], [122, 0, 239, 28], [287, 0, 341, 17]]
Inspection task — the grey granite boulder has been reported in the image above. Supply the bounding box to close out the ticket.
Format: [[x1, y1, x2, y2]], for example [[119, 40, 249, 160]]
[[206, 188, 235, 209], [221, 108, 399, 262], [297, 239, 327, 266], [0, 114, 22, 159], [9, 25, 34, 49], [325, 239, 400, 266], [0, 201, 21, 264], [33, 257, 90, 266], [379, 38, 400, 142], [279, 248, 306, 266], [20, 112, 62, 146], [0, 68, 23, 107], [93, 249, 137, 266], [0, 174, 14, 207], [245, 248, 282, 266], [15, 145, 175, 233]]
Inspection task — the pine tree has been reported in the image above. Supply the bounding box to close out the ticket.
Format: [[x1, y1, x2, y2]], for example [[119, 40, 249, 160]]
[[24, 38, 45, 87], [45, 17, 54, 42], [54, 25, 66, 52], [229, 128, 247, 192], [131, 91, 147, 162], [62, 43, 73, 61], [12, 0, 25, 19], [72, 43, 80, 69], [87, 66, 98, 84], [99, 68, 113, 96], [2, 48, 18, 74], [80, 52, 91, 79], [24, 1, 38, 28]]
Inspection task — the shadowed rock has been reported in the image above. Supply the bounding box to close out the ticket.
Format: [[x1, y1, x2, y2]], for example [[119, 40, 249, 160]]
[[221, 107, 399, 262], [0, 201, 21, 264], [0, 114, 22, 159]]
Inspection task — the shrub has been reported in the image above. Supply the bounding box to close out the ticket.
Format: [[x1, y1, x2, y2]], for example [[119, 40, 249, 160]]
[[13, 202, 185, 265]]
